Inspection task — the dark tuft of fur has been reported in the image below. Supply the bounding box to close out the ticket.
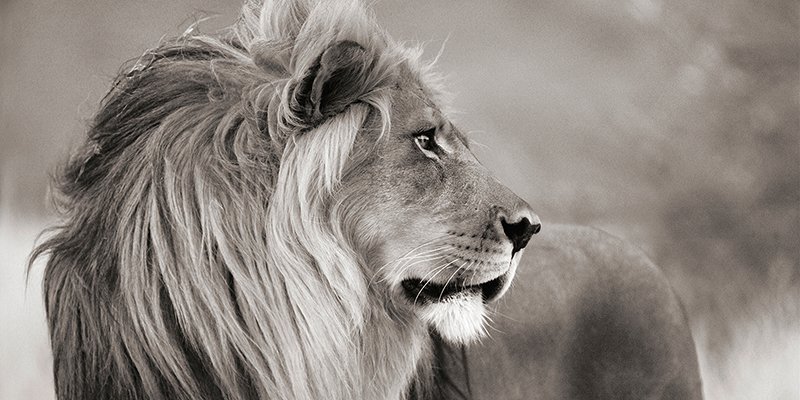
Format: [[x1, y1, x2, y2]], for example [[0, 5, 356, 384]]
[[30, 34, 281, 399]]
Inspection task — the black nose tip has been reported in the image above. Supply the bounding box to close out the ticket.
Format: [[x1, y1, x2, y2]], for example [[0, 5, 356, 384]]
[[501, 216, 541, 255]]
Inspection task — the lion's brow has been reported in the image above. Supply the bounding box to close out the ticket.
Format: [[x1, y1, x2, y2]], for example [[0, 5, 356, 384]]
[[450, 124, 470, 149]]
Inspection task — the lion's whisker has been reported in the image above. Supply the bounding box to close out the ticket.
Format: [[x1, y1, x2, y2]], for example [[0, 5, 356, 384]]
[[413, 258, 459, 304], [379, 236, 450, 268], [437, 259, 472, 302], [370, 237, 452, 284], [386, 253, 448, 286], [370, 245, 450, 286]]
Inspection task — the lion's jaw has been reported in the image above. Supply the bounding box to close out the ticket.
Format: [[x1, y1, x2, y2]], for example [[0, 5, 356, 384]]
[[406, 259, 524, 345], [377, 224, 527, 344]]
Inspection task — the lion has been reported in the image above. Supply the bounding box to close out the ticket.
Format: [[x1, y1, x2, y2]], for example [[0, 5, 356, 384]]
[[30, 0, 702, 399]]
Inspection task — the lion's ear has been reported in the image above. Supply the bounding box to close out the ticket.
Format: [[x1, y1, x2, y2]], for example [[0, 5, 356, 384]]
[[291, 40, 374, 127]]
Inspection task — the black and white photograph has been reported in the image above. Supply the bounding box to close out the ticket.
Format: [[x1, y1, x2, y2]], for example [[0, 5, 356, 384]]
[[1, 0, 797, 399]]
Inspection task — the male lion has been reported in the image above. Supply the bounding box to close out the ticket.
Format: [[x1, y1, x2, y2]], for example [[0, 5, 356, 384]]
[[31, 0, 702, 399]]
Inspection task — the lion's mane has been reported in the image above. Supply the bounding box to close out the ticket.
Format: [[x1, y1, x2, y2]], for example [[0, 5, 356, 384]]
[[30, 1, 452, 398]]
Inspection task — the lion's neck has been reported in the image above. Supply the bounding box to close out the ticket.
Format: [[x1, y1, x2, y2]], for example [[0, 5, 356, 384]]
[[358, 301, 433, 400]]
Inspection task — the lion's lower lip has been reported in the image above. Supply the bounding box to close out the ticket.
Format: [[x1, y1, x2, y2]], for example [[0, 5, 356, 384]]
[[401, 274, 506, 304]]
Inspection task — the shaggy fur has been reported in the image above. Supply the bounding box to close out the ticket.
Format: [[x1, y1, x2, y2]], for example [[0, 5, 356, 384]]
[[30, 1, 470, 399], [29, 0, 543, 398]]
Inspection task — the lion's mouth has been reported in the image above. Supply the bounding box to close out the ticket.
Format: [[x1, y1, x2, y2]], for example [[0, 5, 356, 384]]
[[401, 274, 506, 304]]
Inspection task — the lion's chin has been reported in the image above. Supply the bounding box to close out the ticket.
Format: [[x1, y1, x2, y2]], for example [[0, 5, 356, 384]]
[[401, 272, 511, 345], [419, 291, 488, 345], [397, 254, 524, 344]]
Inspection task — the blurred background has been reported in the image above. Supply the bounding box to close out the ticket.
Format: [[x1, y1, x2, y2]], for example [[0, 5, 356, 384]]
[[1, 0, 797, 398]]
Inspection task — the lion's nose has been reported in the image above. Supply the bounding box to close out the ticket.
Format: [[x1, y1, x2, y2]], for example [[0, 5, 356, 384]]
[[500, 212, 541, 255]]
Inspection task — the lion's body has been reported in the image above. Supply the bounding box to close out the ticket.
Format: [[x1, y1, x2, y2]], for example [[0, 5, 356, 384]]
[[432, 225, 703, 399], [30, 0, 701, 399]]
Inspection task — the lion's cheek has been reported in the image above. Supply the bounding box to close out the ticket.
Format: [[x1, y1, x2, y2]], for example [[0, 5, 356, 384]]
[[419, 292, 488, 345]]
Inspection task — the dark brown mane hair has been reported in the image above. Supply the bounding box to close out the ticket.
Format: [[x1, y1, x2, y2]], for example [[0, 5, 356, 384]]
[[33, 34, 279, 399]]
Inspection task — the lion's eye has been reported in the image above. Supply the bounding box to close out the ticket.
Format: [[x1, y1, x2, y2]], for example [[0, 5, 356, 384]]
[[414, 129, 437, 152]]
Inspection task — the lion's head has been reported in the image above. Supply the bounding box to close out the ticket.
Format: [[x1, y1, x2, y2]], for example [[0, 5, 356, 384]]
[[31, 0, 539, 399], [347, 64, 541, 344]]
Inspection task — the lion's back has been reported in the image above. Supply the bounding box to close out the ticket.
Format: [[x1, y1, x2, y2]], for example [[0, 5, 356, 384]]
[[466, 224, 703, 399]]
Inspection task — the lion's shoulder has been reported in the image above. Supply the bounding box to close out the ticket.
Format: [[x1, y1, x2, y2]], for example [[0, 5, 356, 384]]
[[464, 224, 703, 399]]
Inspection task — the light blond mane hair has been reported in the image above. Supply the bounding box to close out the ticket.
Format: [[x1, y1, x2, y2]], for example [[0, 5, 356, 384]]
[[31, 0, 449, 399]]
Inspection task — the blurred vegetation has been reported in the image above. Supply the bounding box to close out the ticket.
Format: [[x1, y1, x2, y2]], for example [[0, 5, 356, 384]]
[[651, 0, 799, 355]]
